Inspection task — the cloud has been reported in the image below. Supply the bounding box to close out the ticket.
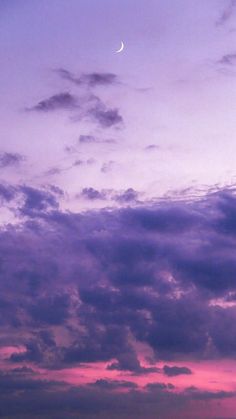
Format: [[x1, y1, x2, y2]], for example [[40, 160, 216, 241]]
[[216, 0, 236, 26], [145, 144, 160, 151], [29, 92, 78, 112], [81, 187, 106, 200], [163, 365, 192, 377], [145, 382, 175, 391], [0, 152, 25, 168], [0, 183, 16, 201], [57, 68, 118, 87], [2, 188, 236, 380], [115, 188, 139, 203], [89, 106, 123, 128], [0, 373, 233, 419], [218, 53, 236, 65], [18, 185, 59, 216], [101, 160, 116, 173], [107, 360, 160, 375], [29, 91, 123, 128], [78, 134, 117, 145], [89, 379, 138, 390], [79, 135, 97, 144]]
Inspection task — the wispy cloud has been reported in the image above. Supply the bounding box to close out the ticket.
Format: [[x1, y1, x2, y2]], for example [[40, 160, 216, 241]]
[[29, 91, 123, 128], [115, 188, 139, 203], [79, 134, 97, 144], [56, 68, 118, 87], [89, 105, 123, 128], [29, 92, 78, 112], [216, 0, 236, 26], [0, 152, 25, 168], [218, 52, 236, 65]]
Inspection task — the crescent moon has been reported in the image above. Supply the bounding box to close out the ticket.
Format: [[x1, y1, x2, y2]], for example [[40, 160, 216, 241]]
[[116, 41, 124, 53]]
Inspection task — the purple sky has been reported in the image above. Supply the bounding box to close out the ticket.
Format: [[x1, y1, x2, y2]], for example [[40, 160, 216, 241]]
[[1, 1, 236, 418]]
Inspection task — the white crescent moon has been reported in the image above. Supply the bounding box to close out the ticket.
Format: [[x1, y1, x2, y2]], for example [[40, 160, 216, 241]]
[[116, 41, 124, 53]]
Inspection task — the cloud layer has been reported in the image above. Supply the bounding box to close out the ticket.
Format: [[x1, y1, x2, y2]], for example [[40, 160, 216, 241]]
[[1, 186, 236, 415]]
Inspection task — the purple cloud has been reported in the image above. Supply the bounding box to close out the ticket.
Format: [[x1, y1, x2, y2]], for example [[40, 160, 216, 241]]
[[216, 0, 236, 26], [79, 134, 97, 144], [0, 184, 16, 201], [29, 90, 123, 128], [163, 365, 192, 377], [0, 152, 25, 168], [81, 187, 106, 200], [0, 370, 233, 418], [218, 53, 236, 65], [89, 106, 123, 128], [57, 68, 118, 87], [115, 188, 139, 203], [29, 92, 78, 112]]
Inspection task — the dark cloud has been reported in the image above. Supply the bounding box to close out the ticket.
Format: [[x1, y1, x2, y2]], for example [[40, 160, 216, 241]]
[[29, 92, 78, 112], [145, 382, 175, 391], [163, 365, 192, 377], [57, 68, 118, 87], [0, 152, 25, 168], [89, 379, 138, 390], [107, 360, 160, 375], [18, 186, 59, 216], [0, 184, 16, 201], [216, 0, 236, 26], [1, 187, 236, 417], [28, 294, 70, 325], [0, 374, 232, 419]]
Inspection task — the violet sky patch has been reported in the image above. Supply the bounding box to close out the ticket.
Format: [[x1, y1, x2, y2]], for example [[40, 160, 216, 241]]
[[1, 1, 236, 418]]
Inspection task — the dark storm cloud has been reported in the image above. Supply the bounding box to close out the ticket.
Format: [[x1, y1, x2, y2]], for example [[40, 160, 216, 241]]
[[163, 365, 192, 377], [57, 68, 118, 87], [29, 92, 78, 112], [0, 152, 25, 168], [2, 187, 236, 376], [216, 0, 236, 26], [28, 294, 70, 325]]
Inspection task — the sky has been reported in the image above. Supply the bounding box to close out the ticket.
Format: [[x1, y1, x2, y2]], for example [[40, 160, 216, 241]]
[[1, 0, 236, 417]]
